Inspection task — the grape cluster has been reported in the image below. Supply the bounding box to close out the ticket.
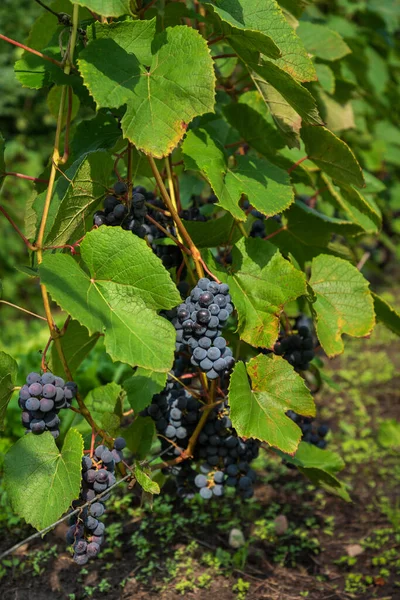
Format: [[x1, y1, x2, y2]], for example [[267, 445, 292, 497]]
[[93, 182, 182, 269], [18, 372, 77, 438], [144, 383, 259, 500], [274, 326, 315, 370], [180, 206, 207, 222], [287, 411, 329, 449], [170, 278, 235, 380], [66, 438, 126, 565]]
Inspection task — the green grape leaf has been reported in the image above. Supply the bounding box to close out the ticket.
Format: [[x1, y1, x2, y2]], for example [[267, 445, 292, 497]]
[[320, 175, 381, 234], [309, 254, 376, 357], [223, 92, 286, 159], [209, 238, 307, 348], [78, 21, 215, 158], [278, 442, 351, 501], [39, 228, 181, 371], [134, 464, 160, 495], [372, 293, 400, 336], [182, 129, 293, 221], [123, 369, 167, 413], [301, 125, 365, 189], [183, 212, 251, 248], [0, 132, 5, 191], [263, 201, 363, 266], [297, 22, 351, 61], [70, 113, 121, 160], [124, 417, 155, 460], [47, 86, 80, 128], [204, 0, 315, 82], [377, 419, 400, 449], [229, 355, 315, 454], [315, 64, 335, 94], [32, 151, 113, 244], [0, 352, 18, 430], [83, 382, 123, 433], [46, 151, 113, 246], [50, 321, 99, 381], [50, 318, 99, 379], [4, 429, 83, 530], [75, 0, 131, 17]]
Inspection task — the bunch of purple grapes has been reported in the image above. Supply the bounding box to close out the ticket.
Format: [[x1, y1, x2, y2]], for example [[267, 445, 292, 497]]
[[144, 382, 259, 500], [93, 182, 182, 269], [274, 326, 315, 371], [66, 437, 126, 565], [287, 411, 329, 449], [18, 372, 77, 438], [170, 278, 235, 380]]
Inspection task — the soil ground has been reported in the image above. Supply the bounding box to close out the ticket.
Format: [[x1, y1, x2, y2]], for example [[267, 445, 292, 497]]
[[1, 317, 399, 600]]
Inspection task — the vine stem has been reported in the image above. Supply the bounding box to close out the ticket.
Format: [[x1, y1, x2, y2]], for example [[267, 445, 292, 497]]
[[127, 142, 133, 198], [0, 34, 66, 70], [148, 155, 205, 279], [145, 214, 191, 255], [0, 206, 36, 250], [0, 300, 47, 321], [2, 172, 49, 183], [41, 335, 53, 371], [287, 156, 308, 174], [212, 53, 237, 60]]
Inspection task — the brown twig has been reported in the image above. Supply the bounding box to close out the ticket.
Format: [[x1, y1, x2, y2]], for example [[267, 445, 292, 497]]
[[145, 214, 191, 255], [0, 300, 46, 321], [0, 33, 67, 70], [287, 156, 308, 174], [2, 172, 49, 183], [0, 206, 36, 251]]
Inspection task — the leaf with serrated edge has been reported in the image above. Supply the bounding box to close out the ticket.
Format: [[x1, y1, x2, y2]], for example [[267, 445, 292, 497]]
[[301, 125, 365, 189], [309, 255, 375, 357], [182, 129, 293, 221], [0, 352, 18, 430], [78, 21, 215, 158], [372, 293, 400, 336], [229, 356, 315, 454], [204, 0, 315, 82], [39, 228, 181, 371], [207, 238, 307, 348], [4, 429, 83, 530], [134, 464, 160, 494], [123, 369, 167, 413], [297, 22, 351, 62]]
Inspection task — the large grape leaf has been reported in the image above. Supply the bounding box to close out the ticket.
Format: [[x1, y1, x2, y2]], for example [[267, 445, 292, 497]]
[[75, 0, 131, 17], [84, 382, 123, 435], [372, 293, 400, 336], [207, 238, 307, 348], [39, 228, 181, 371], [204, 0, 316, 82], [309, 255, 376, 357], [78, 21, 215, 158], [229, 355, 315, 454], [70, 113, 121, 160], [277, 442, 351, 501], [32, 151, 113, 244], [123, 369, 167, 413], [301, 125, 365, 189], [183, 213, 249, 249], [182, 129, 294, 221], [297, 22, 351, 61], [0, 352, 18, 430], [50, 320, 99, 380], [315, 64, 335, 94], [4, 429, 83, 530]]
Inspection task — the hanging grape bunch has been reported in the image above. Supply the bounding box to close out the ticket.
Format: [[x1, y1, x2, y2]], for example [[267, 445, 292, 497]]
[[93, 182, 182, 269], [274, 326, 315, 370], [18, 372, 77, 438], [170, 278, 235, 380], [143, 381, 260, 500], [66, 437, 126, 565]]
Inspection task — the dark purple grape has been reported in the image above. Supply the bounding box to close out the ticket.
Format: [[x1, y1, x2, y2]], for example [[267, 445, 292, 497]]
[[26, 372, 41, 385], [42, 384, 56, 398], [26, 397, 40, 411], [28, 383, 42, 397], [113, 181, 128, 195], [41, 372, 56, 385], [40, 398, 54, 412], [199, 292, 214, 307]]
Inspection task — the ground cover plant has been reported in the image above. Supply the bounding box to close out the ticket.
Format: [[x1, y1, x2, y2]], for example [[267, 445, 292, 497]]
[[1, 0, 400, 597]]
